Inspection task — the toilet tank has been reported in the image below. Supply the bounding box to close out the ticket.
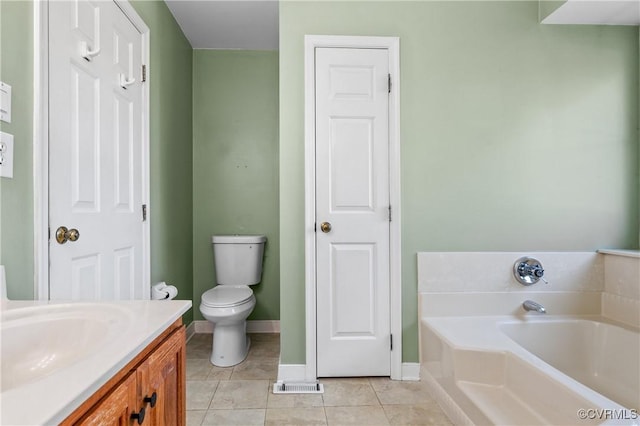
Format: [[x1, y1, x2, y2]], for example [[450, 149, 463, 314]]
[[212, 235, 266, 285]]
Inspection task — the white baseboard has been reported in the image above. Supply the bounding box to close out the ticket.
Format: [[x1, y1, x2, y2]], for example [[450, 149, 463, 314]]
[[193, 320, 280, 334], [401, 363, 421, 381], [277, 363, 308, 382], [185, 322, 197, 342], [248, 320, 280, 333]]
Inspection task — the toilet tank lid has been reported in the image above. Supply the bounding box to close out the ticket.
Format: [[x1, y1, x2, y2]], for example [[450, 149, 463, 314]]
[[211, 235, 266, 244]]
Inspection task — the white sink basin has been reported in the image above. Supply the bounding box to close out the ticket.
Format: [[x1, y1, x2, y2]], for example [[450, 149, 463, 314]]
[[1, 303, 131, 392], [0, 299, 191, 426]]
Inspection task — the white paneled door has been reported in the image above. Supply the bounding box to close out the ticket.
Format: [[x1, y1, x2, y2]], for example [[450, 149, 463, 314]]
[[315, 47, 391, 377], [48, 0, 148, 300]]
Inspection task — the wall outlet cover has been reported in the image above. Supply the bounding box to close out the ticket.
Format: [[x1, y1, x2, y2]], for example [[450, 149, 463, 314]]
[[0, 131, 14, 178], [0, 82, 12, 123]]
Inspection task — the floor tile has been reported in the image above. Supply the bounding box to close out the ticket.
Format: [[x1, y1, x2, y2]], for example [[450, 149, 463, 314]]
[[321, 378, 380, 407], [210, 380, 270, 409], [208, 365, 234, 381], [187, 359, 214, 380], [267, 386, 324, 408], [246, 337, 280, 359], [265, 407, 327, 426], [187, 333, 213, 348], [325, 406, 389, 425], [202, 409, 266, 425], [369, 378, 435, 405], [184, 333, 455, 425], [230, 358, 278, 380], [186, 410, 206, 426], [383, 403, 453, 425], [187, 380, 219, 410], [187, 334, 214, 360]]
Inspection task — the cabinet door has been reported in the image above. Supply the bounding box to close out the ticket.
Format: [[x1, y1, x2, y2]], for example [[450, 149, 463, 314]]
[[139, 327, 186, 426], [78, 373, 138, 426]]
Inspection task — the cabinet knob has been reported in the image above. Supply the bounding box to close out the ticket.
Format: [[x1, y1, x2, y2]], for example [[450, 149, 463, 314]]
[[144, 392, 157, 408], [130, 407, 145, 425]]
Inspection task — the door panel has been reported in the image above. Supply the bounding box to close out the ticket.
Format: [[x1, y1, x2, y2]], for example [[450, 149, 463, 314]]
[[331, 243, 376, 336], [49, 0, 145, 300], [330, 118, 374, 210], [70, 64, 100, 212], [316, 47, 391, 377]]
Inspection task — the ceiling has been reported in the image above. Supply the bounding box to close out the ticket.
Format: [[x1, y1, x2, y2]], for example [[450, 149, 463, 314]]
[[543, 0, 640, 25], [165, 0, 639, 50], [164, 0, 279, 50]]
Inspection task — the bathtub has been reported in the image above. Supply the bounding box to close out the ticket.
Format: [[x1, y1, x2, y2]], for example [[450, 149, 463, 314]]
[[421, 315, 640, 425]]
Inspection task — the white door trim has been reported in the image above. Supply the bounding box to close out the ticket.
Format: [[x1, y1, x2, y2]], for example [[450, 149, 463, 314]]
[[33, 0, 151, 300], [304, 35, 401, 380]]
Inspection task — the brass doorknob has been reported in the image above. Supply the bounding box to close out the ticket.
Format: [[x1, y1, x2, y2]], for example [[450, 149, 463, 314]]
[[320, 222, 332, 233], [56, 226, 80, 244]]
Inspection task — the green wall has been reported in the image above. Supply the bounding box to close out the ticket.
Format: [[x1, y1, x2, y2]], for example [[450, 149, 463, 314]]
[[279, 1, 639, 364], [0, 0, 194, 323], [192, 50, 279, 321], [0, 0, 34, 300]]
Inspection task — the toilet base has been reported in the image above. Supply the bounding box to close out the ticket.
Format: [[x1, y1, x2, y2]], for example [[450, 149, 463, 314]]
[[210, 322, 251, 367]]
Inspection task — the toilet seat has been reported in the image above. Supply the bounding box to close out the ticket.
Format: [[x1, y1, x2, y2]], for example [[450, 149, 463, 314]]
[[201, 285, 253, 308]]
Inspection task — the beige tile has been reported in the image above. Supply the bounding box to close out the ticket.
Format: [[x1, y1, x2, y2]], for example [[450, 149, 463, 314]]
[[187, 334, 213, 359], [249, 333, 280, 342], [325, 406, 389, 425], [186, 410, 206, 426], [208, 365, 233, 381], [188, 333, 212, 345], [322, 377, 371, 385], [370, 379, 435, 405], [230, 358, 278, 380], [383, 403, 453, 425], [202, 409, 266, 425], [246, 336, 280, 359], [187, 380, 219, 410], [321, 379, 380, 407], [187, 359, 214, 380], [265, 407, 327, 426], [267, 386, 324, 408], [210, 380, 270, 409]]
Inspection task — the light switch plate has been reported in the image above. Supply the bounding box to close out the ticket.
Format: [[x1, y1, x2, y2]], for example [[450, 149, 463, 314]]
[[0, 82, 11, 123], [0, 131, 14, 178]]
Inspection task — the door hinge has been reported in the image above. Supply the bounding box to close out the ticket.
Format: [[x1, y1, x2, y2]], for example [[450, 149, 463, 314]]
[[142, 65, 147, 83], [388, 205, 392, 222], [390, 334, 393, 351], [142, 204, 147, 222], [388, 74, 391, 94]]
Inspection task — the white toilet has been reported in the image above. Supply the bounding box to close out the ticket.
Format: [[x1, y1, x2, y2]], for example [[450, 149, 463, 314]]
[[199, 235, 266, 367]]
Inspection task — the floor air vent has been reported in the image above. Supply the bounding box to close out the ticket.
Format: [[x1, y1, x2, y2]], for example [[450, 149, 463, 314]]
[[272, 382, 324, 394]]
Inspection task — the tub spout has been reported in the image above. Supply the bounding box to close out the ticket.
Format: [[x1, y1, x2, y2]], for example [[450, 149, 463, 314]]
[[523, 300, 546, 314]]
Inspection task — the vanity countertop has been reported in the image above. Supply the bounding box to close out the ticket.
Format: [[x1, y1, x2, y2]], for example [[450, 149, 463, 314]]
[[0, 299, 191, 425]]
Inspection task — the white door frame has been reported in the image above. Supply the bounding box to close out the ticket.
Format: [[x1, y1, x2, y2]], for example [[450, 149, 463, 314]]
[[304, 35, 401, 380], [33, 0, 150, 300]]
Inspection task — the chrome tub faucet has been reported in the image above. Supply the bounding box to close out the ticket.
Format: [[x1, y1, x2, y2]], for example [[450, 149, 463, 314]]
[[523, 300, 546, 314]]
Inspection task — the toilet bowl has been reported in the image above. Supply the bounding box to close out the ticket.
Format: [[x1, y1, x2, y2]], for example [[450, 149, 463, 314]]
[[200, 286, 256, 366], [199, 235, 266, 367]]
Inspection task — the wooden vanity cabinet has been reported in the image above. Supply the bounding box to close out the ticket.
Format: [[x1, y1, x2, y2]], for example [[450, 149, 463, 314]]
[[62, 319, 186, 426], [76, 373, 138, 426], [138, 325, 185, 425]]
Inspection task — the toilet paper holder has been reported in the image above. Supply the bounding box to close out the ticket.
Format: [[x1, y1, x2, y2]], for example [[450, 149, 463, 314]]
[[151, 282, 178, 300]]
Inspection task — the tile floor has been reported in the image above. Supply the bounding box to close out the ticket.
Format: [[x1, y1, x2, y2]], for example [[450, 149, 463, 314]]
[[186, 333, 453, 425]]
